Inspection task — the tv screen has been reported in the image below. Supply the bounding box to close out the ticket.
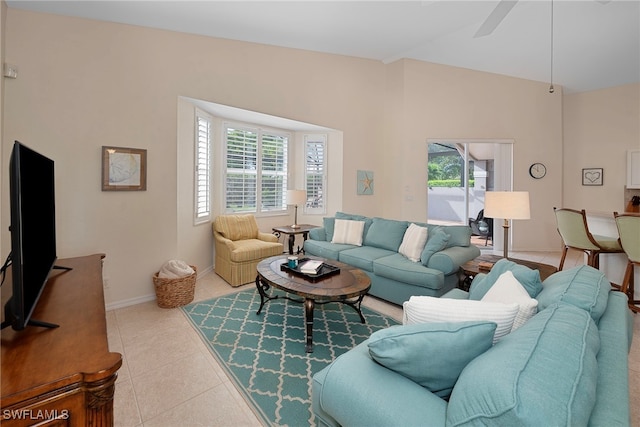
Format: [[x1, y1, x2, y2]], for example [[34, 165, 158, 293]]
[[2, 141, 57, 331]]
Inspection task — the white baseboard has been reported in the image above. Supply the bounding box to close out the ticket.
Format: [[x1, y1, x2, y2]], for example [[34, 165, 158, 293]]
[[106, 294, 156, 311], [105, 265, 214, 311]]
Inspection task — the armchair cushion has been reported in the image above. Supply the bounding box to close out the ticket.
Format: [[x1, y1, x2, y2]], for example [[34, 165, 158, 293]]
[[214, 214, 259, 240]]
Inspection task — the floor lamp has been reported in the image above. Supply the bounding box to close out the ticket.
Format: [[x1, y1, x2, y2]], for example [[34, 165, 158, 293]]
[[286, 190, 307, 229], [484, 191, 530, 259]]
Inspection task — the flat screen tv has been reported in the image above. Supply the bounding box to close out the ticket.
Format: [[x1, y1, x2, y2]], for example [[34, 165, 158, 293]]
[[1, 141, 66, 331]]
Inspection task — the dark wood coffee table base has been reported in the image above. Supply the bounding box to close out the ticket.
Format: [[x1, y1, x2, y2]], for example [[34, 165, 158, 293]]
[[255, 255, 371, 353]]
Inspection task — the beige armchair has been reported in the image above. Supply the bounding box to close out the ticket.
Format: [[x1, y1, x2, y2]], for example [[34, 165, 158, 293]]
[[213, 214, 284, 286]]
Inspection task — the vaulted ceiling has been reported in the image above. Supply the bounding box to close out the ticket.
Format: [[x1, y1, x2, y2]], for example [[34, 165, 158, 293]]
[[6, 0, 640, 94]]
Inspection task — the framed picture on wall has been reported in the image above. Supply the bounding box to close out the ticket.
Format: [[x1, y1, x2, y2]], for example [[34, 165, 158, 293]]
[[357, 170, 374, 195], [582, 168, 603, 186], [102, 146, 147, 191]]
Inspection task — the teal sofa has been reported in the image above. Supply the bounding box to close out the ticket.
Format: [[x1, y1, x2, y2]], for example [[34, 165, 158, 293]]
[[312, 263, 634, 426], [303, 212, 480, 305]]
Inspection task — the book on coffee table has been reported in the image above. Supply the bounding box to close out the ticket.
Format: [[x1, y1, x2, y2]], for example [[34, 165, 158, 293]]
[[300, 260, 323, 274]]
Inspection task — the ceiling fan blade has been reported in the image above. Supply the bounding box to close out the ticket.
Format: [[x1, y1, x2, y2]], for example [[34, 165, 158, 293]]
[[474, 0, 519, 38]]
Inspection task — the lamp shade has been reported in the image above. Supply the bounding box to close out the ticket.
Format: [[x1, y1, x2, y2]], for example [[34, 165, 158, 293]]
[[286, 189, 307, 206], [484, 191, 530, 220]]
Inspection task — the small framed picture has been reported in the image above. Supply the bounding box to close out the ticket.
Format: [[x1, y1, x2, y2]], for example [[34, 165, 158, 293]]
[[357, 170, 374, 195], [582, 168, 603, 186], [102, 146, 147, 191]]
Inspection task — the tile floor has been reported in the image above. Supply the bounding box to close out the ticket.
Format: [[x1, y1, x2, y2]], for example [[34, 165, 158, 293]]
[[108, 250, 640, 426]]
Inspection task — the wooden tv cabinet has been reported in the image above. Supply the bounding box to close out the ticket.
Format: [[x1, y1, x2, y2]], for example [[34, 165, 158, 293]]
[[1, 254, 122, 426]]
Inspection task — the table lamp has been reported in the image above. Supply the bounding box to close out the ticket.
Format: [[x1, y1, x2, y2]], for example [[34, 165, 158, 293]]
[[286, 190, 307, 229], [484, 191, 530, 259]]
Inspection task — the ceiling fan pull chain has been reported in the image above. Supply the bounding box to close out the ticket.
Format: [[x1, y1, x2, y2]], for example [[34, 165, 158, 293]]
[[549, 0, 555, 93]]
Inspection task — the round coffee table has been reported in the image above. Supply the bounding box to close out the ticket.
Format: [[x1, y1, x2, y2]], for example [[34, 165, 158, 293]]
[[255, 255, 371, 353]]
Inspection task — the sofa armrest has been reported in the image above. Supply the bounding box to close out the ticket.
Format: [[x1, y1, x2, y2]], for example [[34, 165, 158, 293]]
[[308, 227, 326, 241], [441, 288, 470, 299], [588, 291, 633, 426], [313, 340, 447, 427], [258, 231, 278, 242], [428, 245, 481, 275]]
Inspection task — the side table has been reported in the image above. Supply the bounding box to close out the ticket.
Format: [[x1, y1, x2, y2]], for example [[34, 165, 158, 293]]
[[272, 224, 319, 255], [459, 254, 557, 291]]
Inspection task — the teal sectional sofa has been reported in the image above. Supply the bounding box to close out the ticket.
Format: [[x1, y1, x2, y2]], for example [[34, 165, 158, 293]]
[[303, 212, 480, 305], [312, 262, 634, 426]]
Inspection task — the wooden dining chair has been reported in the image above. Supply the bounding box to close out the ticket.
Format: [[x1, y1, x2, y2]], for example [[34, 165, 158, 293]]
[[553, 207, 624, 271], [614, 212, 640, 313]]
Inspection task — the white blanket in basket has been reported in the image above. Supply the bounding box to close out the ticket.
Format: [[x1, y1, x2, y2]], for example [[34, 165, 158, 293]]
[[158, 260, 194, 279]]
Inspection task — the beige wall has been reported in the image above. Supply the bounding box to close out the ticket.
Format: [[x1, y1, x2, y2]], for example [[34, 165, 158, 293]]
[[1, 9, 385, 306], [383, 60, 564, 252], [1, 8, 636, 306], [563, 83, 640, 212]]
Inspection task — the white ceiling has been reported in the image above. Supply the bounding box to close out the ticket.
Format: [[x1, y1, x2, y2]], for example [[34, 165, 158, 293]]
[[6, 0, 640, 93]]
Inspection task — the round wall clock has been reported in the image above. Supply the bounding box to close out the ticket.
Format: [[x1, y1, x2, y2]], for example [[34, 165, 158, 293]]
[[529, 163, 547, 179]]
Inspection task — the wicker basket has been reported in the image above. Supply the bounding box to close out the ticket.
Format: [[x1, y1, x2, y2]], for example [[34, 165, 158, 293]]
[[153, 265, 197, 308]]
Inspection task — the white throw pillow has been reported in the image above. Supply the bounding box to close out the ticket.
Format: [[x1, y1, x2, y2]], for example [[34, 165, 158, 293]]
[[331, 219, 365, 246], [481, 270, 539, 331], [402, 296, 519, 343], [398, 223, 429, 262]]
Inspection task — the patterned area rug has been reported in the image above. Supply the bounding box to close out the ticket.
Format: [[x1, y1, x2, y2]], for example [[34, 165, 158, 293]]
[[181, 288, 399, 426]]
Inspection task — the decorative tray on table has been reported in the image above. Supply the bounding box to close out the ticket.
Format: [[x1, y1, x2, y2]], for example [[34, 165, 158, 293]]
[[280, 257, 341, 282]]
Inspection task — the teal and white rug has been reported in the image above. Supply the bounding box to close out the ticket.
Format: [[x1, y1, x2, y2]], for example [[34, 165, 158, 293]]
[[181, 288, 399, 426]]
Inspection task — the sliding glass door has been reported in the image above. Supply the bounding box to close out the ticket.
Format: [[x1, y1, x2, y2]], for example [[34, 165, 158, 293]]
[[427, 140, 513, 249]]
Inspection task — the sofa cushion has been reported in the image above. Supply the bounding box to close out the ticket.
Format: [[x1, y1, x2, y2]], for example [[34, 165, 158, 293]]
[[322, 217, 335, 242], [420, 228, 450, 267], [367, 321, 496, 399], [363, 217, 408, 251], [447, 303, 600, 427], [469, 258, 543, 300], [402, 296, 519, 343], [398, 223, 429, 262], [339, 246, 396, 272], [373, 254, 445, 291], [481, 271, 538, 331], [303, 239, 356, 261], [331, 219, 365, 246], [536, 265, 610, 322]]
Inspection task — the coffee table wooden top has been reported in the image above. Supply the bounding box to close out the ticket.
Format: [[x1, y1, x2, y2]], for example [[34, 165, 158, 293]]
[[256, 255, 371, 301], [462, 254, 558, 281]]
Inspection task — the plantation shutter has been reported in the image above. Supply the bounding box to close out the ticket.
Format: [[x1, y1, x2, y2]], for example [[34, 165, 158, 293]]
[[261, 133, 288, 211], [226, 127, 258, 212], [195, 112, 211, 223], [305, 134, 327, 214]]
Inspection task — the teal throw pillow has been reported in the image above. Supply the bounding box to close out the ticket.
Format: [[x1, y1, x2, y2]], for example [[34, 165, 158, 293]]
[[469, 258, 542, 300], [420, 228, 450, 267], [368, 321, 496, 399]]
